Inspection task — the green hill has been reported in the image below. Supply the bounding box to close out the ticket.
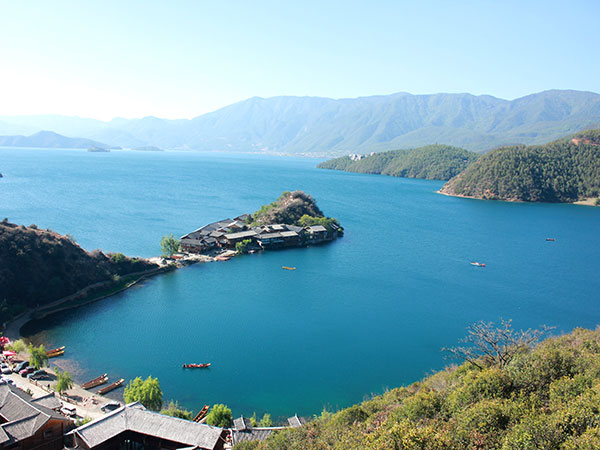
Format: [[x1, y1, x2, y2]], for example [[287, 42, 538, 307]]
[[0, 220, 157, 321], [440, 129, 600, 203], [317, 144, 479, 180], [240, 325, 600, 450], [0, 130, 111, 149]]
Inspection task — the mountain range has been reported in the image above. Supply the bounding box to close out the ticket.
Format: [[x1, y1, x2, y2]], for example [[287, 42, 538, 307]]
[[1, 90, 600, 156], [0, 130, 110, 149]]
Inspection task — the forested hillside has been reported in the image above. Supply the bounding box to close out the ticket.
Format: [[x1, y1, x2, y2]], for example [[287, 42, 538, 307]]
[[0, 220, 157, 320], [440, 129, 600, 203], [239, 325, 600, 450], [318, 145, 478, 180]]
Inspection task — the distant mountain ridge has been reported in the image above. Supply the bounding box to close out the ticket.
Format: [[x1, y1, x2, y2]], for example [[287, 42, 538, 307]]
[[0, 130, 111, 149], [1, 90, 599, 156]]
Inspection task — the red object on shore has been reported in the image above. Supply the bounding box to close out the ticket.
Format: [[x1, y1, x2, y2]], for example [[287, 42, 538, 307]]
[[2, 350, 16, 356], [182, 363, 211, 369]]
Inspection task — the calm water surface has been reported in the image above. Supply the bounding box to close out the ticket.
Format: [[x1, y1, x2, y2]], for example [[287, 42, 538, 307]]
[[2, 147, 599, 419]]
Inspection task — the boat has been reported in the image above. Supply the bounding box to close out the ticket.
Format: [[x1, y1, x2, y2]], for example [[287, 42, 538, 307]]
[[182, 363, 211, 369], [546, 238, 556, 241], [97, 378, 125, 395], [193, 405, 210, 422], [282, 266, 296, 270], [82, 373, 108, 390], [47, 350, 64, 358], [215, 256, 230, 261], [470, 262, 486, 267], [45, 346, 65, 356]]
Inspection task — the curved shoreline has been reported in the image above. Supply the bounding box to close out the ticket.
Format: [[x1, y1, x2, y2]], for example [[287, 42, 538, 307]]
[[2, 256, 211, 340], [437, 189, 599, 206]]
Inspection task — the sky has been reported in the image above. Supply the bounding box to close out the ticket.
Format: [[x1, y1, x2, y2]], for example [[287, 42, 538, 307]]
[[1, 0, 599, 120]]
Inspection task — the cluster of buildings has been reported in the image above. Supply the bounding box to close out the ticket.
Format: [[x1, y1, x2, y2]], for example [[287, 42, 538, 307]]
[[0, 380, 308, 450], [180, 214, 341, 254], [348, 152, 375, 161]]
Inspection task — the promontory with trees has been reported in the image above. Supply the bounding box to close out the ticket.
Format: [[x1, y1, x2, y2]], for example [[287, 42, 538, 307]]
[[440, 129, 600, 203], [318, 129, 600, 205], [0, 219, 160, 323], [317, 144, 478, 180]]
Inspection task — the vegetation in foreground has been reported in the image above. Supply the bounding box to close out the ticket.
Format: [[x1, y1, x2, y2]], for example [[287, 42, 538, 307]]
[[317, 144, 479, 181], [248, 191, 342, 235], [0, 220, 158, 322], [441, 129, 600, 203], [239, 324, 600, 450]]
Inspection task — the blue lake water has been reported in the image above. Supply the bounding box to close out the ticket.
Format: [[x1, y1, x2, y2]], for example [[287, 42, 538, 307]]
[[2, 147, 600, 420]]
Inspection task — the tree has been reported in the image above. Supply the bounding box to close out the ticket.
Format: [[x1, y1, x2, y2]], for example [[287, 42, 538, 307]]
[[236, 239, 252, 254], [160, 234, 181, 258], [124, 376, 163, 411], [6, 338, 26, 353], [443, 319, 552, 370], [54, 368, 73, 393], [28, 343, 48, 369], [206, 404, 233, 427], [160, 400, 193, 420], [259, 413, 273, 427]]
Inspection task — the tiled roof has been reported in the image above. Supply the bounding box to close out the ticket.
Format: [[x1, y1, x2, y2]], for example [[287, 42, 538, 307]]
[[70, 403, 223, 450], [0, 382, 69, 445], [231, 428, 281, 444]]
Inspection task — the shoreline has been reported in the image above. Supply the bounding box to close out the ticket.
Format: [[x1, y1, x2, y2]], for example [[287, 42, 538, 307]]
[[436, 189, 599, 206], [2, 254, 212, 341]]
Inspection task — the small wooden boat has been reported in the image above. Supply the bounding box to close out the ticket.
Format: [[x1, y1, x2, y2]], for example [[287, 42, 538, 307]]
[[183, 363, 211, 369], [546, 238, 556, 241], [282, 266, 296, 270], [193, 405, 210, 422], [97, 378, 124, 395], [46, 346, 65, 356], [215, 256, 230, 261], [47, 350, 64, 358], [82, 373, 108, 390], [470, 262, 486, 267]]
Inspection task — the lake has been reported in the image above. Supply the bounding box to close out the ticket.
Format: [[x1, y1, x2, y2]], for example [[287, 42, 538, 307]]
[[2, 147, 599, 420]]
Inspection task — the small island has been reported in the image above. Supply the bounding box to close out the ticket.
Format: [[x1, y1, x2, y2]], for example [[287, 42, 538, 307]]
[[180, 191, 343, 256], [132, 145, 164, 152], [87, 146, 110, 152]]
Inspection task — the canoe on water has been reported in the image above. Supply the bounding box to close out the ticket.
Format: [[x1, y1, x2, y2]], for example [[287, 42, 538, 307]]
[[97, 378, 125, 395], [82, 373, 109, 390], [46, 346, 65, 356], [183, 363, 211, 369]]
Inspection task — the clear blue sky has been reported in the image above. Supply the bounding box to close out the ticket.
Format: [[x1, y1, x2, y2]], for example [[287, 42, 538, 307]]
[[1, 0, 598, 120]]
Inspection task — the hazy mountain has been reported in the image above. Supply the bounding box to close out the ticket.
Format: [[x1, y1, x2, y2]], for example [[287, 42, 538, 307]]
[[1, 90, 599, 156], [0, 131, 111, 149]]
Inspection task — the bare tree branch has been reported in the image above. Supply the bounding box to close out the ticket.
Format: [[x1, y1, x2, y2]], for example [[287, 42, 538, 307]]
[[443, 320, 554, 370]]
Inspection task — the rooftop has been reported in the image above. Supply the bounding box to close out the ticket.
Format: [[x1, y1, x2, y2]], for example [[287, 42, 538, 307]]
[[69, 402, 224, 450]]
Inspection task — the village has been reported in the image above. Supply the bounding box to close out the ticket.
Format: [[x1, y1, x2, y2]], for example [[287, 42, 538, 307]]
[[0, 339, 308, 450], [178, 213, 343, 259]]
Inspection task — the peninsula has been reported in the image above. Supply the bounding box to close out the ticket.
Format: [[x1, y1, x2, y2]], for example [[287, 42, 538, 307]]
[[0, 220, 161, 327], [440, 129, 600, 204], [317, 144, 478, 180], [180, 191, 343, 255]]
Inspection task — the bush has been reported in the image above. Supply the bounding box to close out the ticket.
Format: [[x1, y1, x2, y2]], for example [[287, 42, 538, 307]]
[[124, 376, 163, 411], [160, 401, 192, 420], [206, 404, 233, 427]]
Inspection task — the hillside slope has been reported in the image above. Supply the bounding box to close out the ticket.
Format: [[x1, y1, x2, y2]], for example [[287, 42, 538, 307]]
[[242, 326, 600, 450], [440, 129, 600, 203], [0, 221, 157, 319], [1, 90, 600, 155], [318, 144, 478, 180], [0, 130, 111, 149]]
